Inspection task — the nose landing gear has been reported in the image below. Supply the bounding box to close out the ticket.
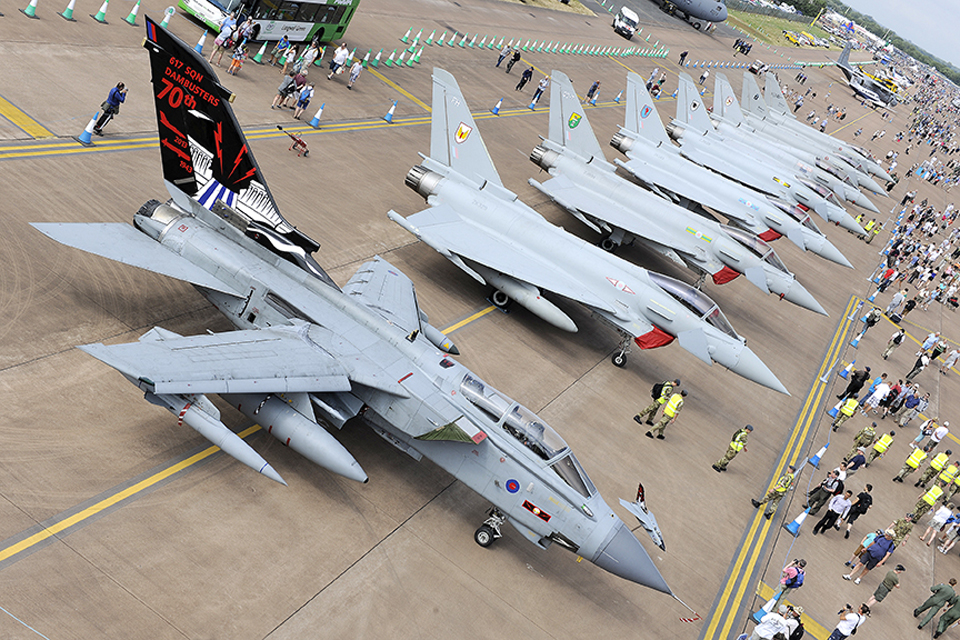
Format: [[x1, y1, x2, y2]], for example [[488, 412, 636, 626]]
[[475, 508, 506, 548]]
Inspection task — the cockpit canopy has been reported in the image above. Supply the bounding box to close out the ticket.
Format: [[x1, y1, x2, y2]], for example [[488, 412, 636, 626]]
[[459, 374, 597, 497], [797, 177, 843, 206], [767, 196, 821, 232], [721, 224, 790, 274], [647, 272, 739, 339]]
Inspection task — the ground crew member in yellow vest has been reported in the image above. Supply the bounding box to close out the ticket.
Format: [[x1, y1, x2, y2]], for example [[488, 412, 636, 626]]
[[846, 422, 878, 462], [713, 425, 753, 472], [948, 471, 960, 502], [752, 465, 796, 519], [634, 378, 679, 426], [646, 390, 686, 440], [864, 218, 876, 236], [895, 448, 928, 482], [866, 430, 897, 466], [866, 221, 882, 244], [938, 462, 960, 490], [915, 485, 945, 520], [833, 395, 861, 431], [917, 450, 952, 488]]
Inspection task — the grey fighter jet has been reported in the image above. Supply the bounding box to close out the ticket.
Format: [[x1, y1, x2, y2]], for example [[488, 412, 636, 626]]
[[835, 41, 898, 108], [740, 72, 893, 184], [669, 73, 865, 235], [389, 68, 788, 393], [609, 72, 852, 268], [526, 70, 826, 315], [32, 17, 678, 596], [705, 72, 882, 214]]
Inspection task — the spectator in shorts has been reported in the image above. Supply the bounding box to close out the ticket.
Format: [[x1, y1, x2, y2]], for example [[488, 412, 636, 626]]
[[293, 83, 315, 120], [844, 529, 896, 584], [866, 564, 905, 608], [272, 72, 298, 109], [347, 60, 362, 89], [328, 43, 349, 80], [938, 515, 960, 553], [268, 35, 291, 66], [922, 503, 954, 546], [226, 43, 246, 76]]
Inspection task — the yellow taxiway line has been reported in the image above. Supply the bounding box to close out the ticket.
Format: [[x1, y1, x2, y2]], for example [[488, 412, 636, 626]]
[[0, 94, 55, 139], [703, 294, 858, 639]]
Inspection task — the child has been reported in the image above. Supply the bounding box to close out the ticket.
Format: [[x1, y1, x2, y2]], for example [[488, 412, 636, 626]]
[[227, 44, 247, 76], [347, 60, 362, 89]]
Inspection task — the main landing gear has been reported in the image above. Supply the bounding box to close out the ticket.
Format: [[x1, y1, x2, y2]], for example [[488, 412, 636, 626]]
[[475, 508, 506, 548]]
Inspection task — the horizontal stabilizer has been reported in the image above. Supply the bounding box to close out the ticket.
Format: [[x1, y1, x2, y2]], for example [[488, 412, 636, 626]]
[[79, 324, 353, 395], [32, 223, 242, 296]]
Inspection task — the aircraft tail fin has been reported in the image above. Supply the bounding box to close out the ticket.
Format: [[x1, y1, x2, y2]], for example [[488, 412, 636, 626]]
[[675, 72, 713, 135], [548, 70, 605, 161], [837, 40, 853, 71], [763, 71, 793, 117], [429, 68, 502, 187], [624, 72, 670, 146], [141, 17, 317, 252], [713, 73, 745, 125], [741, 72, 768, 118]]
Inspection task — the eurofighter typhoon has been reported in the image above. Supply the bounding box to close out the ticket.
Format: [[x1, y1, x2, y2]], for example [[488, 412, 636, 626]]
[[31, 17, 680, 596], [389, 68, 788, 393], [527, 69, 827, 315]]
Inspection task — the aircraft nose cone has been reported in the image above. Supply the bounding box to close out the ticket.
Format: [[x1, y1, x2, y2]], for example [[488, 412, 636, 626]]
[[781, 279, 828, 316], [859, 175, 886, 196], [835, 211, 866, 235], [716, 4, 728, 20], [725, 345, 790, 395], [855, 192, 880, 214], [810, 237, 854, 268], [592, 520, 673, 594]]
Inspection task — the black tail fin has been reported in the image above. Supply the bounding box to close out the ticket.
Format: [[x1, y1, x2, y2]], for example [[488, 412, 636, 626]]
[[142, 16, 317, 252]]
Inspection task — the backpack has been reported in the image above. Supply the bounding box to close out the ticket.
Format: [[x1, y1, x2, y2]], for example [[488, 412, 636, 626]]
[[651, 382, 664, 400], [893, 332, 904, 345], [789, 621, 805, 640], [784, 568, 804, 589]]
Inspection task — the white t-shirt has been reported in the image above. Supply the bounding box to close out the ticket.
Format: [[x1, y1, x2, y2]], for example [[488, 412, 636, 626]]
[[754, 612, 787, 639], [933, 426, 949, 443], [836, 612, 865, 635]]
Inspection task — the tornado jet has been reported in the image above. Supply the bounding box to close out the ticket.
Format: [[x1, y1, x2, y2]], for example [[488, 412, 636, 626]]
[[389, 68, 788, 393], [609, 71, 852, 268], [31, 17, 681, 597], [668, 72, 865, 235], [525, 69, 826, 315]]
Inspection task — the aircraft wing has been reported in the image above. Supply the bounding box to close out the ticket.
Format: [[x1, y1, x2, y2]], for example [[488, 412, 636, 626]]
[[342, 256, 421, 335], [400, 203, 617, 313], [32, 222, 241, 297], [79, 324, 353, 395], [537, 174, 705, 261]]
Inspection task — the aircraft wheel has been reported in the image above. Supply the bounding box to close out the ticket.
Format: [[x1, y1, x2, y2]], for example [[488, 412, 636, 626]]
[[491, 290, 512, 309], [693, 22, 702, 30], [475, 525, 496, 547], [600, 237, 619, 252], [612, 352, 627, 368]]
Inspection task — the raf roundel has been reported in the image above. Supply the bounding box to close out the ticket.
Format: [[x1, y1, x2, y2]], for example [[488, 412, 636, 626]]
[[505, 479, 520, 493]]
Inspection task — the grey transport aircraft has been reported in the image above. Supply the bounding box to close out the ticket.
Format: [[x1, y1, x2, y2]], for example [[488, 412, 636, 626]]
[[609, 71, 853, 268], [32, 17, 681, 596], [389, 68, 788, 393], [651, 0, 727, 29], [526, 70, 827, 315]]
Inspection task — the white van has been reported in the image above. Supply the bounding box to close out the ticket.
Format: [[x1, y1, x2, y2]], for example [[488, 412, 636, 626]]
[[612, 6, 640, 39]]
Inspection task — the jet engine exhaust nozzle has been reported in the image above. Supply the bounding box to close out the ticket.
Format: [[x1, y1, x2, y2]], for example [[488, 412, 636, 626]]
[[405, 165, 444, 199]]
